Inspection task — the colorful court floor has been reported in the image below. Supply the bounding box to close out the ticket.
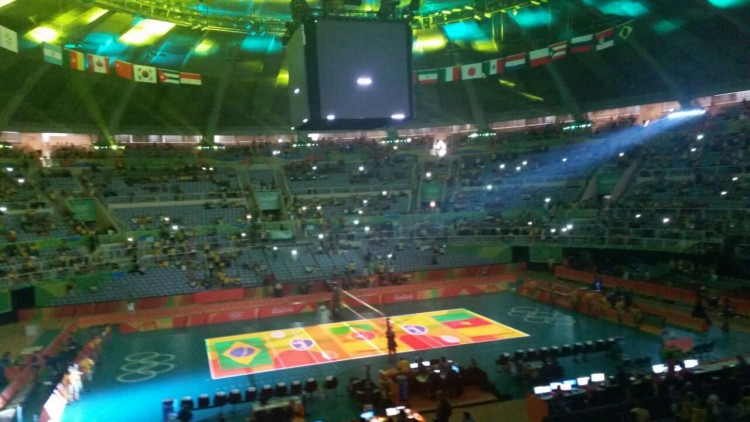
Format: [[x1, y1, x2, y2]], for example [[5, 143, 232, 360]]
[[206, 308, 528, 379]]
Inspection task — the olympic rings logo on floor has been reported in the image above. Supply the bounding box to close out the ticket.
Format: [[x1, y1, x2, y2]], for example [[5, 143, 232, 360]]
[[507, 306, 576, 325], [116, 352, 176, 383]]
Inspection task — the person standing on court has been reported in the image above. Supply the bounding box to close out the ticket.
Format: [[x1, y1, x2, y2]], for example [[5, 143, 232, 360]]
[[386, 318, 397, 362]]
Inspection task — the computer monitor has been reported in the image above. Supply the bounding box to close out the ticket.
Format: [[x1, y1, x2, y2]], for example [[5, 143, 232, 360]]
[[422, 361, 431, 367], [409, 362, 419, 369], [591, 373, 605, 382], [562, 380, 577, 386], [385, 406, 406, 416], [577, 377, 590, 386], [684, 359, 699, 369], [360, 410, 375, 420], [534, 386, 552, 395], [652, 364, 667, 374], [560, 384, 572, 391], [549, 382, 562, 390], [451, 365, 460, 373]]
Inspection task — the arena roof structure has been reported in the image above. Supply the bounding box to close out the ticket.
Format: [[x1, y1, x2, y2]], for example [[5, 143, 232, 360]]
[[0, 0, 749, 135]]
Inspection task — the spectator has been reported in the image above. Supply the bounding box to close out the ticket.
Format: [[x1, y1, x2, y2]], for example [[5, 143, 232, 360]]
[[462, 412, 476, 422], [435, 391, 452, 422], [630, 400, 651, 422]]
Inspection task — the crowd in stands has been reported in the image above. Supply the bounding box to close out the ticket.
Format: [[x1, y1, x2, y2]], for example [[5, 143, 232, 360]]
[[1, 101, 749, 300]]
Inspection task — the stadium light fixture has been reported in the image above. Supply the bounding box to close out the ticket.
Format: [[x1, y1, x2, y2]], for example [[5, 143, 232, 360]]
[[391, 113, 406, 120], [29, 26, 59, 43], [667, 109, 705, 119], [326, 114, 335, 121], [357, 77, 372, 86], [84, 7, 108, 24], [194, 39, 215, 54]]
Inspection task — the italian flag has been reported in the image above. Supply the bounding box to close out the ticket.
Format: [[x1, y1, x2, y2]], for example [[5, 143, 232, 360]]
[[441, 66, 460, 82]]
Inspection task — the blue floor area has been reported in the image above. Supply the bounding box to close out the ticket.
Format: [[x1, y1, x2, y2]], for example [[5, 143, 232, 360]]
[[43, 291, 749, 422]]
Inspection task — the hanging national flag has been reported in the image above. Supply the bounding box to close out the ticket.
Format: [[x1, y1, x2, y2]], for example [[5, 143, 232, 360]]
[[87, 54, 109, 74], [617, 22, 634, 41], [42, 43, 63, 65], [157, 68, 180, 84], [0, 25, 18, 53], [441, 66, 460, 82], [483, 58, 503, 76], [570, 34, 593, 53], [114, 60, 133, 79], [416, 69, 438, 84], [505, 53, 526, 71], [65, 49, 85, 71], [133, 64, 157, 83], [549, 41, 567, 61], [461, 63, 483, 80], [595, 27, 614, 51], [179, 72, 202, 85], [529, 47, 550, 67]]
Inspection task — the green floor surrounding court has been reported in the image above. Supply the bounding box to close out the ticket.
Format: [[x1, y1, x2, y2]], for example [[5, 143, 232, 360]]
[[26, 291, 748, 422]]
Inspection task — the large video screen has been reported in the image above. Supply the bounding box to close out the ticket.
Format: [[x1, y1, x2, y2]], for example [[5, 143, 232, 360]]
[[314, 20, 413, 121], [288, 19, 413, 129]]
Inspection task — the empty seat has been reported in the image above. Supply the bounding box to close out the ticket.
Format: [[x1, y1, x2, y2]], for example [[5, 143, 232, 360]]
[[495, 353, 510, 365], [229, 389, 242, 405], [561, 344, 572, 356], [549, 346, 560, 357], [304, 378, 318, 395], [323, 375, 338, 399], [324, 375, 338, 390], [539, 347, 549, 359], [526, 348, 538, 361], [245, 387, 257, 402], [275, 382, 288, 397], [290, 380, 302, 395], [198, 394, 210, 409], [181, 396, 194, 410], [260, 385, 273, 403], [214, 391, 227, 407]]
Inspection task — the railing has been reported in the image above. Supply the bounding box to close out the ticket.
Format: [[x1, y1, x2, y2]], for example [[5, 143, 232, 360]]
[[103, 190, 248, 204], [291, 184, 411, 195]]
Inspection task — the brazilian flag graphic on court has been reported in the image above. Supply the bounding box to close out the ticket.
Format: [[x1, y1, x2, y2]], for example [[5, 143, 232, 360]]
[[214, 337, 272, 369], [205, 309, 528, 379]]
